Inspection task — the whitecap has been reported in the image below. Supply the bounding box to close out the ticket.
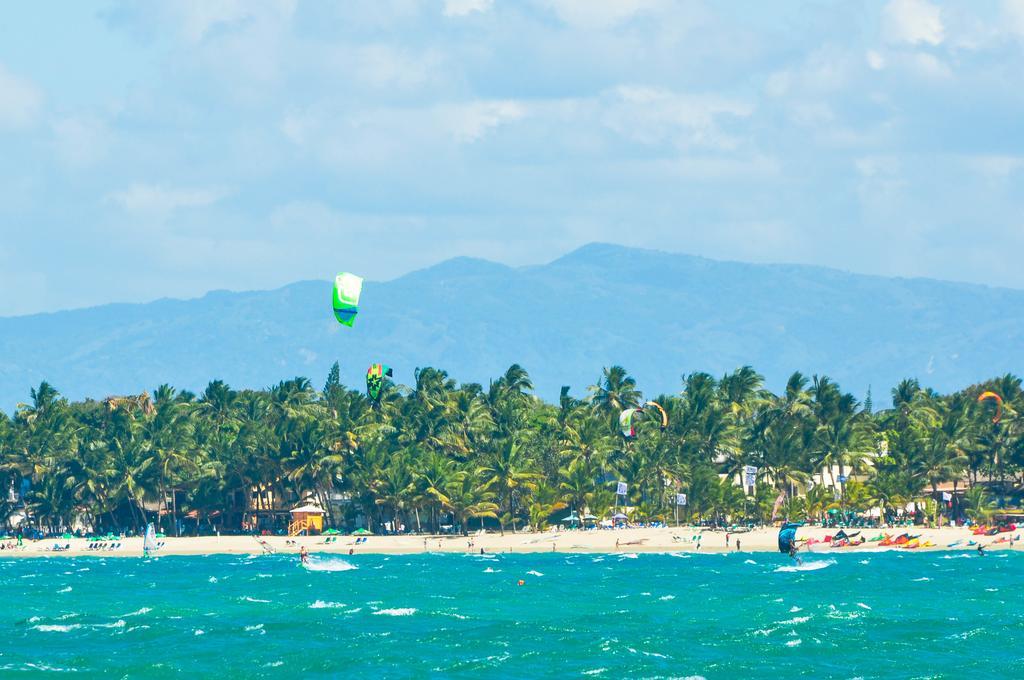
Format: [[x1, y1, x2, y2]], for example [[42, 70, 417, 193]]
[[775, 559, 835, 573], [526, 570, 544, 577], [789, 606, 802, 613], [912, 577, 931, 582], [304, 557, 357, 572], [785, 639, 802, 647], [309, 600, 346, 609], [194, 629, 205, 636], [373, 608, 416, 616], [856, 603, 872, 610], [245, 624, 265, 634], [582, 669, 606, 676], [208, 577, 218, 583], [119, 607, 152, 617], [744, 559, 756, 565], [33, 624, 81, 633], [57, 586, 72, 594], [242, 596, 271, 603], [659, 595, 676, 601], [619, 553, 639, 559], [483, 567, 501, 573], [776, 616, 810, 625], [264, 661, 284, 668], [94, 620, 126, 629]]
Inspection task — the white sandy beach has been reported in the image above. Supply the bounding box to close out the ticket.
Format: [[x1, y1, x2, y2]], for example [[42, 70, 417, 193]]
[[4, 525, 1018, 558]]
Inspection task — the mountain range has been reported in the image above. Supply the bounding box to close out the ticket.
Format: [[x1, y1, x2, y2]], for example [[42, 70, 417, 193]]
[[2, 243, 1021, 410]]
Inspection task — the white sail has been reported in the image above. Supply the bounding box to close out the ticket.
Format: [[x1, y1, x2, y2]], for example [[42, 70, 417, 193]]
[[143, 522, 158, 556]]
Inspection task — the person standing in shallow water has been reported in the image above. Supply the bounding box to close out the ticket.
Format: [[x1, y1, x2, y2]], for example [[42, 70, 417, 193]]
[[300, 545, 309, 564]]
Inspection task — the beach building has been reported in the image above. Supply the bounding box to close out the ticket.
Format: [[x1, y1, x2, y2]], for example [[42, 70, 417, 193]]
[[289, 502, 326, 536]]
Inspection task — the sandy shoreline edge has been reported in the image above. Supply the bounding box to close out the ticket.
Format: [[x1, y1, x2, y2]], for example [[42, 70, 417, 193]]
[[2, 525, 1016, 559]]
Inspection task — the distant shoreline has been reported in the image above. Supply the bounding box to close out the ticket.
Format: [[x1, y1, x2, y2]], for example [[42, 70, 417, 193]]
[[3, 525, 1015, 559]]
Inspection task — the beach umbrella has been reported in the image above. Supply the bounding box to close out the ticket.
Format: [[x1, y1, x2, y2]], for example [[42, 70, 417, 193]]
[[352, 528, 373, 535], [583, 514, 598, 520], [560, 515, 580, 524], [612, 513, 628, 519]]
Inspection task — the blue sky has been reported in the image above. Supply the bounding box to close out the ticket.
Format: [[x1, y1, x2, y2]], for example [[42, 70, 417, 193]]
[[1, 0, 1022, 316]]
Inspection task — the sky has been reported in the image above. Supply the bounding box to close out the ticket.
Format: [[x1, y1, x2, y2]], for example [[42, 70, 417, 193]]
[[1, 0, 1023, 317]]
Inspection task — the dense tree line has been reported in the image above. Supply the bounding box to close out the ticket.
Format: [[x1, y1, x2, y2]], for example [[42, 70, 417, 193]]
[[0, 363, 1020, 535]]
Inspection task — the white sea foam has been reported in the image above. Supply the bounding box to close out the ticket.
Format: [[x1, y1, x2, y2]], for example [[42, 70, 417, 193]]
[[527, 570, 544, 576], [913, 577, 931, 582], [194, 629, 205, 636], [744, 559, 757, 565], [33, 624, 81, 633], [57, 586, 72, 593], [856, 603, 872, 610], [245, 624, 265, 634], [619, 553, 638, 559], [483, 567, 501, 573], [775, 559, 835, 573], [789, 606, 802, 613], [208, 577, 218, 583], [309, 600, 346, 609], [304, 557, 357, 572], [785, 639, 802, 647], [94, 620, 126, 629], [242, 596, 271, 603], [374, 608, 416, 616], [659, 595, 675, 601], [120, 607, 152, 617]]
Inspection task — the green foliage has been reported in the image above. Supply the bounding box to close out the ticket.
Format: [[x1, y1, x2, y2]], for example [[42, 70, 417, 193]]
[[1, 366, 1021, 535]]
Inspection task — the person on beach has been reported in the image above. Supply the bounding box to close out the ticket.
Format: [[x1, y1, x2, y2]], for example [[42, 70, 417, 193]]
[[736, 538, 741, 552], [977, 543, 986, 556], [300, 545, 309, 565]]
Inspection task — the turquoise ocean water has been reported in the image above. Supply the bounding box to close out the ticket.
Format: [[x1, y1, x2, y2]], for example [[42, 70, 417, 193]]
[[1, 549, 1019, 677]]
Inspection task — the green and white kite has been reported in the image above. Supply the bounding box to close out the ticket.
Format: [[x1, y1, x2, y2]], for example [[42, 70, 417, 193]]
[[332, 272, 363, 327]]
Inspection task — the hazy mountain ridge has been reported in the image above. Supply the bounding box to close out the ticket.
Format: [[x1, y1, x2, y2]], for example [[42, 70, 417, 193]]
[[2, 243, 1021, 409]]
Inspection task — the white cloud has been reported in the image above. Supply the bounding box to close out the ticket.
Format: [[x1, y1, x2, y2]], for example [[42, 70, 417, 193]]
[[908, 52, 951, 79], [603, 86, 752, 151], [540, 0, 670, 30], [866, 50, 886, 70], [444, 100, 526, 142], [443, 0, 493, 17], [108, 184, 227, 216], [169, 0, 297, 43], [0, 63, 42, 129], [1004, 0, 1024, 38], [882, 0, 944, 46], [964, 154, 1024, 178], [51, 116, 108, 168]]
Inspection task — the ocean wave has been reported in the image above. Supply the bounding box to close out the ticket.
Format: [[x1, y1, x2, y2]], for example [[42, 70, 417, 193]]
[[775, 559, 835, 573], [776, 615, 811, 625], [526, 570, 544, 576], [33, 624, 82, 633], [785, 639, 802, 647], [304, 557, 357, 572], [373, 608, 416, 616], [309, 600, 346, 609], [119, 607, 152, 617], [242, 596, 271, 603], [57, 586, 72, 593]]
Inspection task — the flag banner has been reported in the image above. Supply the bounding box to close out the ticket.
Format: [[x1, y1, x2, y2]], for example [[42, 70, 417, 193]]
[[941, 491, 952, 502], [616, 481, 628, 496], [744, 465, 757, 487], [676, 493, 687, 506]]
